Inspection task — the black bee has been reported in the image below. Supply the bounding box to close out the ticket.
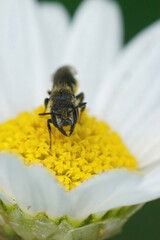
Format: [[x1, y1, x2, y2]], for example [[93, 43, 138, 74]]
[[39, 66, 87, 148]]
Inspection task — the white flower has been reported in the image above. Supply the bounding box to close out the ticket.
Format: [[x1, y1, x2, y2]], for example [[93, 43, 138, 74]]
[[0, 0, 160, 239]]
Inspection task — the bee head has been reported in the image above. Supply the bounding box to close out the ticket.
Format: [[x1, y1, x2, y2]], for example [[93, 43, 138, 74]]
[[51, 105, 79, 136], [55, 109, 74, 126]]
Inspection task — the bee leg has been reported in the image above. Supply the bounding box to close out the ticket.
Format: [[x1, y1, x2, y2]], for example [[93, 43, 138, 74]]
[[78, 102, 86, 112], [80, 104, 86, 112], [76, 93, 86, 112], [47, 119, 52, 149], [47, 90, 51, 95], [76, 92, 84, 103], [44, 98, 49, 112]]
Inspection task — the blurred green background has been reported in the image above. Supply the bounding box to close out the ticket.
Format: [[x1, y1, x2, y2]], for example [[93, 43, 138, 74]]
[[39, 0, 160, 239], [39, 0, 160, 43]]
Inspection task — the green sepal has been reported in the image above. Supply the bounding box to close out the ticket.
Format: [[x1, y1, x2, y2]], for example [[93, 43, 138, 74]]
[[0, 199, 142, 240]]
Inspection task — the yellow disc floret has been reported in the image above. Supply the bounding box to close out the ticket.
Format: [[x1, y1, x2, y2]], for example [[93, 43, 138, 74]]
[[0, 106, 137, 190]]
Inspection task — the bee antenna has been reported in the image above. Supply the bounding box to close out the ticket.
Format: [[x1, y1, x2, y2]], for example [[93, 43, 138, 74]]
[[39, 113, 52, 116]]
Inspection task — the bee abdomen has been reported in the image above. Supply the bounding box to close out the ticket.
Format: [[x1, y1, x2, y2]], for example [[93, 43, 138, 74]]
[[53, 66, 77, 91]]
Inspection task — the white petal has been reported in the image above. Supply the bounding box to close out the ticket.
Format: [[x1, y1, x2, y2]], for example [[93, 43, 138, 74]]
[[61, 0, 123, 106], [69, 170, 141, 218], [70, 169, 160, 219], [36, 2, 70, 89], [0, 154, 74, 218], [1, 154, 160, 220], [0, 189, 14, 204], [93, 21, 160, 172], [0, 0, 69, 122]]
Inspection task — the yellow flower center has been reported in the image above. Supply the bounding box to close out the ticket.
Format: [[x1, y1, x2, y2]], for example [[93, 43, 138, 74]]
[[0, 106, 137, 190]]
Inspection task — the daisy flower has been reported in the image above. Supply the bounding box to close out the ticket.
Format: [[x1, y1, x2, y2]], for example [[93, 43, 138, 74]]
[[0, 0, 160, 240]]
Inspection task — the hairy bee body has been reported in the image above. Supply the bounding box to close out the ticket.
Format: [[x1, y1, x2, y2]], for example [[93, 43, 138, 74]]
[[39, 66, 86, 148], [53, 65, 77, 92]]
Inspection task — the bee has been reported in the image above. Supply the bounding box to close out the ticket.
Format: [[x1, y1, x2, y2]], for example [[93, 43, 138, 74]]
[[39, 66, 87, 148]]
